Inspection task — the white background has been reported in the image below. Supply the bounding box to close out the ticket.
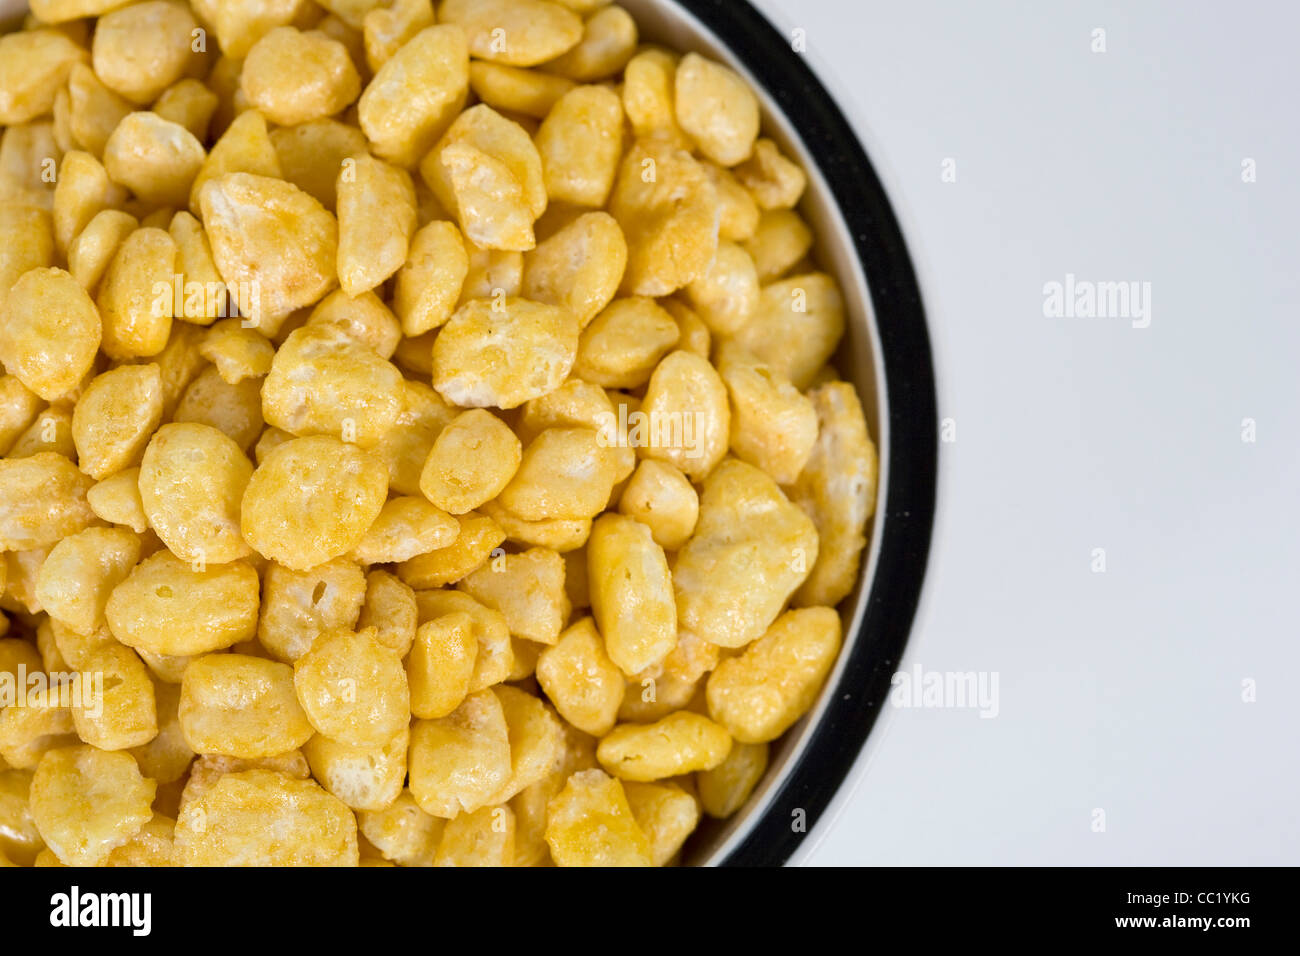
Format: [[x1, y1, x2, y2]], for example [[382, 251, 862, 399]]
[[747, 0, 1300, 865]]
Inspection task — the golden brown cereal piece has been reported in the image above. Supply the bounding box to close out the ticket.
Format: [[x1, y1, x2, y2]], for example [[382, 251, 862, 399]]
[[52, 151, 123, 256], [543, 4, 637, 81], [0, 453, 96, 551], [176, 749, 309, 812], [717, 342, 818, 485], [685, 241, 761, 335], [269, 119, 367, 212], [65, 63, 131, 159], [726, 272, 845, 391], [34, 527, 141, 637], [535, 85, 623, 207], [440, 0, 582, 67], [703, 162, 761, 242], [480, 499, 591, 553], [706, 607, 841, 743], [242, 27, 362, 126], [154, 78, 220, 142], [623, 780, 699, 865], [789, 382, 879, 607], [408, 689, 511, 818], [102, 112, 206, 208], [129, 681, 194, 783], [0, 768, 45, 866], [413, 589, 514, 691], [363, 0, 436, 71], [575, 297, 680, 389], [106, 551, 260, 657], [138, 422, 254, 565], [744, 208, 812, 282], [199, 319, 276, 382], [240, 435, 388, 571], [621, 47, 682, 143], [434, 803, 514, 866], [294, 627, 410, 747], [46, 619, 116, 672], [420, 409, 522, 515], [337, 154, 417, 296], [521, 210, 626, 328], [71, 644, 158, 751], [200, 172, 339, 324], [258, 558, 366, 663], [408, 612, 478, 720], [304, 725, 408, 812], [0, 691, 78, 770], [597, 711, 731, 782], [179, 654, 313, 758], [173, 365, 265, 449], [536, 617, 625, 736], [85, 469, 147, 535], [372, 379, 458, 495], [357, 569, 418, 656], [458, 547, 569, 645], [637, 350, 730, 482], [205, 0, 308, 59], [261, 322, 403, 448], [587, 512, 675, 676], [544, 767, 649, 866], [0, 205, 54, 303], [499, 428, 615, 522], [431, 297, 578, 409], [673, 459, 818, 649], [352, 496, 458, 564], [90, 1, 197, 105], [609, 137, 720, 296], [458, 240, 524, 303], [397, 511, 506, 589], [469, 61, 574, 118], [0, 29, 87, 126], [97, 226, 178, 361], [674, 53, 759, 167], [307, 289, 402, 358], [67, 209, 136, 295], [0, 268, 100, 402], [358, 24, 469, 168], [617, 459, 698, 552], [357, 788, 444, 866], [189, 109, 283, 215], [174, 768, 358, 866], [103, 812, 175, 867], [698, 740, 768, 818], [490, 684, 564, 802], [70, 363, 164, 480], [29, 744, 155, 866], [734, 137, 807, 210], [393, 219, 469, 337]]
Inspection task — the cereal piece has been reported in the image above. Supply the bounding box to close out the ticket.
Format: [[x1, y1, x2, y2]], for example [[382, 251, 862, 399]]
[[744, 208, 812, 282], [240, 435, 388, 570], [536, 617, 624, 736], [490, 684, 563, 802], [363, 0, 436, 71], [434, 804, 514, 866], [698, 740, 768, 818], [352, 496, 459, 564], [575, 297, 680, 388], [0, 268, 100, 401], [6, 405, 75, 460], [597, 711, 730, 782], [52, 151, 123, 256], [0, 768, 44, 866], [91, 1, 197, 105], [431, 298, 577, 409], [621, 48, 682, 143], [706, 607, 841, 743], [393, 219, 469, 337], [294, 627, 409, 747], [521, 210, 626, 328], [734, 137, 807, 210], [69, 364, 163, 480], [499, 428, 616, 521], [47, 619, 116, 672], [458, 547, 568, 646], [587, 513, 675, 676], [413, 590, 513, 692], [789, 383, 879, 607], [0, 29, 87, 126], [637, 350, 730, 482], [397, 511, 506, 588], [419, 409, 520, 514], [357, 788, 444, 866], [173, 365, 265, 451], [66, 209, 136, 295], [205, 0, 308, 59], [674, 53, 759, 167], [199, 319, 276, 383], [357, 569, 418, 656], [269, 119, 367, 212], [543, 5, 636, 81], [34, 527, 141, 637], [307, 289, 402, 358], [103, 812, 175, 867], [684, 241, 760, 335], [154, 78, 220, 142], [468, 61, 574, 118], [408, 612, 478, 720], [408, 689, 511, 818], [0, 453, 95, 551], [128, 682, 194, 783], [623, 780, 699, 865], [439, 0, 582, 66], [189, 109, 283, 215], [97, 226, 178, 361], [703, 162, 760, 242], [358, 24, 469, 168], [103, 112, 206, 207], [663, 301, 708, 358], [544, 768, 649, 866], [372, 380, 458, 495], [242, 27, 361, 126], [0, 376, 44, 458], [337, 154, 417, 296], [0, 205, 54, 304], [179, 654, 313, 758], [174, 768, 358, 866], [726, 273, 845, 390], [0, 691, 77, 770], [166, 211, 228, 326], [458, 241, 523, 304], [29, 745, 154, 866], [258, 558, 366, 663], [535, 85, 623, 207], [617, 460, 698, 551], [717, 342, 818, 485], [480, 500, 591, 553], [71, 644, 158, 751], [84, 470, 147, 535], [304, 726, 408, 811]]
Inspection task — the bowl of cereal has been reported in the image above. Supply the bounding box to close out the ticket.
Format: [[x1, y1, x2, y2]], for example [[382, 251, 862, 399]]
[[0, 0, 935, 868]]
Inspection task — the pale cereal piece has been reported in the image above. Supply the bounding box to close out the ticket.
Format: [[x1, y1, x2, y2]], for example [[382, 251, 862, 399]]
[[336, 155, 417, 296], [536, 616, 624, 737], [199, 172, 339, 324], [198, 319, 275, 383], [703, 162, 760, 242], [706, 607, 841, 743], [515, 375, 619, 444], [70, 643, 157, 751], [597, 711, 730, 782], [0, 375, 44, 458], [0, 453, 95, 551], [96, 226, 178, 361], [617, 459, 698, 552], [0, 767, 45, 866], [0, 205, 53, 304], [128, 681, 194, 783], [674, 53, 759, 167], [434, 804, 514, 866], [535, 85, 623, 207], [205, 0, 308, 59], [29, 744, 154, 866], [358, 24, 469, 168], [498, 427, 619, 522], [66, 209, 136, 295], [520, 210, 625, 329], [408, 689, 511, 818], [397, 511, 506, 589], [189, 109, 283, 214], [674, 459, 818, 649], [47, 619, 116, 672], [153, 78, 220, 142], [790, 382, 879, 607], [0, 693, 78, 770], [458, 548, 568, 646], [253, 426, 294, 465], [418, 409, 520, 514], [717, 342, 818, 485], [363, 0, 436, 71], [307, 289, 402, 358], [352, 497, 458, 564], [413, 589, 514, 692], [439, 0, 582, 66], [30, 1, 134, 25], [358, 570, 418, 656], [393, 219, 468, 337], [0, 29, 87, 126], [258, 558, 366, 663], [0, 120, 60, 210], [621, 47, 682, 142], [479, 499, 592, 553], [734, 137, 807, 211], [544, 4, 636, 80], [34, 527, 141, 637], [457, 240, 523, 304], [68, 364, 162, 480], [5, 547, 55, 617], [261, 322, 403, 448], [545, 767, 650, 866], [267, 119, 363, 212], [90, 1, 197, 105], [102, 112, 206, 208], [294, 627, 410, 747], [103, 812, 175, 866], [726, 272, 845, 391], [490, 684, 564, 802], [609, 137, 720, 297], [136, 648, 196, 686], [316, 0, 387, 29], [431, 297, 578, 409], [408, 612, 477, 719], [138, 422, 254, 565], [685, 241, 760, 335], [372, 379, 459, 495], [575, 297, 680, 389], [66, 63, 131, 159], [174, 768, 358, 865], [617, 668, 698, 724], [469, 61, 574, 119], [6, 405, 74, 460], [242, 27, 361, 126], [357, 788, 444, 866], [637, 350, 730, 482], [624, 780, 699, 865], [179, 654, 313, 758], [304, 725, 408, 811], [744, 208, 812, 282], [698, 740, 768, 818], [52, 151, 124, 257], [168, 211, 229, 325], [0, 268, 100, 402], [587, 513, 675, 676]]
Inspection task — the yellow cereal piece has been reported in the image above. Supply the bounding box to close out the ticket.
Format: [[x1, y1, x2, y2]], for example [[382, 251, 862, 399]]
[[717, 342, 817, 485], [103, 112, 206, 208], [587, 513, 675, 676], [52, 151, 123, 257], [544, 768, 650, 866], [408, 612, 478, 719], [205, 0, 308, 59], [357, 569, 418, 656], [434, 804, 514, 866], [408, 689, 511, 818], [0, 205, 54, 305], [270, 118, 368, 210], [535, 85, 623, 207], [536, 617, 625, 736], [66, 209, 136, 295], [293, 627, 410, 747], [440, 0, 582, 67], [725, 272, 845, 391], [698, 740, 768, 818], [242, 27, 361, 126], [469, 61, 574, 119], [499, 427, 619, 521], [29, 744, 155, 866], [734, 137, 807, 210], [397, 511, 506, 588], [413, 589, 514, 691], [352, 496, 457, 564], [744, 208, 812, 282], [479, 499, 591, 553], [128, 681, 194, 783], [304, 726, 408, 811], [258, 557, 366, 663], [597, 711, 730, 782], [71, 644, 158, 751], [357, 788, 445, 866], [307, 289, 402, 358], [179, 654, 313, 758], [103, 812, 175, 867], [177, 750, 311, 814], [637, 350, 730, 482], [543, 5, 637, 81], [373, 380, 458, 495], [97, 226, 178, 361], [173, 364, 265, 451], [617, 459, 698, 552], [0, 453, 96, 551], [0, 690, 78, 770], [703, 161, 761, 242], [336, 154, 417, 296], [621, 48, 683, 143], [458, 240, 523, 304], [6, 404, 75, 460], [458, 547, 569, 645], [198, 319, 276, 382], [65, 63, 131, 159], [154, 78, 220, 142], [35, 527, 141, 637], [0, 268, 101, 402], [623, 780, 699, 865], [189, 109, 283, 215], [0, 767, 45, 866], [363, 0, 436, 71], [685, 241, 760, 335], [71, 364, 164, 480], [90, 1, 197, 105], [0, 29, 87, 126], [420, 408, 522, 514], [521, 210, 626, 328], [393, 219, 470, 336], [490, 684, 563, 802], [576, 297, 680, 388], [0, 375, 44, 457]]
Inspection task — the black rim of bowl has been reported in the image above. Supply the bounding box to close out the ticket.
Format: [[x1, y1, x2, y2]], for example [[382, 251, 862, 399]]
[[670, 0, 940, 866]]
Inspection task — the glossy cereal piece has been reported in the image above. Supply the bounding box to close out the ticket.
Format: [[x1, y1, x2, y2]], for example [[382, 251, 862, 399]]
[[29, 744, 154, 866], [419, 409, 521, 515], [617, 459, 698, 552], [177, 750, 311, 815], [357, 788, 444, 866], [458, 240, 523, 303], [307, 289, 402, 358], [413, 589, 515, 693], [698, 740, 768, 818], [434, 804, 514, 866], [468, 61, 574, 118], [352, 496, 458, 564], [744, 208, 812, 282], [34, 527, 141, 638], [408, 612, 478, 720], [4, 547, 55, 618], [458, 547, 568, 646], [637, 350, 730, 482], [138, 422, 254, 565], [480, 500, 592, 553], [621, 47, 682, 143], [64, 63, 131, 160], [0, 267, 100, 401], [242, 27, 361, 126], [66, 209, 136, 295], [0, 692, 78, 770], [498, 428, 619, 521], [204, 0, 308, 59], [363, 0, 436, 70], [102, 112, 206, 208], [717, 342, 818, 485], [0, 768, 44, 866], [70, 644, 157, 751], [189, 109, 283, 215], [52, 150, 123, 256], [372, 379, 459, 495], [0, 29, 87, 126], [96, 226, 178, 361], [103, 812, 176, 867], [293, 627, 410, 747], [90, 1, 197, 105], [70, 363, 164, 480], [45, 618, 116, 672], [337, 153, 417, 296], [490, 684, 563, 802], [623, 780, 699, 865], [536, 616, 624, 737], [535, 84, 623, 207], [544, 768, 650, 866], [596, 711, 731, 782], [0, 375, 44, 458], [734, 137, 807, 210], [673, 53, 759, 167], [357, 569, 418, 656], [702, 162, 760, 243], [706, 607, 841, 744], [173, 768, 358, 866], [685, 241, 760, 335], [0, 453, 96, 551], [392, 220, 469, 336], [575, 297, 680, 388], [543, 4, 637, 81], [725, 272, 845, 391], [521, 210, 626, 328], [439, 0, 582, 67], [408, 689, 511, 818], [268, 118, 365, 212], [240, 435, 388, 571], [154, 78, 220, 142], [198, 319, 276, 382], [587, 513, 675, 676], [106, 551, 261, 656], [6, 405, 75, 460], [304, 725, 408, 812], [397, 511, 506, 589], [179, 654, 313, 758], [258, 557, 366, 663]]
